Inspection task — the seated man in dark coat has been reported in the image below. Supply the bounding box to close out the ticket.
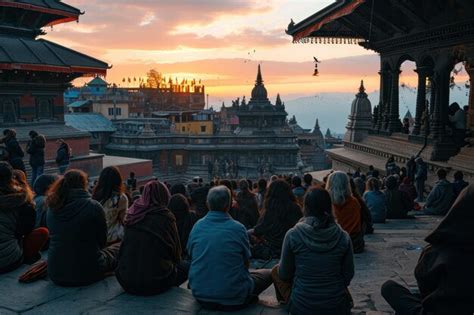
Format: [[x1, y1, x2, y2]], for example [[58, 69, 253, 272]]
[[384, 176, 413, 219], [382, 184, 474, 315]]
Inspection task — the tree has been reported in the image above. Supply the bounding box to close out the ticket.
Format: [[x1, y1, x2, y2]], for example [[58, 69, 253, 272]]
[[146, 69, 163, 88]]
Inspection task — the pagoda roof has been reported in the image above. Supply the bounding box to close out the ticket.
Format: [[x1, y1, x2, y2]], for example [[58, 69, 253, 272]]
[[87, 76, 108, 87], [286, 0, 365, 42], [286, 0, 474, 53], [0, 36, 109, 76], [0, 0, 81, 26]]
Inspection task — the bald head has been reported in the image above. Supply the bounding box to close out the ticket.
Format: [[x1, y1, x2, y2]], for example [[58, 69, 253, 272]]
[[207, 185, 231, 212]]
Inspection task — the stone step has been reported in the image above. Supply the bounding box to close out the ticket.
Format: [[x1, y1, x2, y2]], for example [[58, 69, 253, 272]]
[[361, 135, 433, 161]]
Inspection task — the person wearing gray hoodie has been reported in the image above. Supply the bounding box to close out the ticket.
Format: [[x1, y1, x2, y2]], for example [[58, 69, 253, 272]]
[[422, 169, 454, 216], [272, 188, 354, 315]]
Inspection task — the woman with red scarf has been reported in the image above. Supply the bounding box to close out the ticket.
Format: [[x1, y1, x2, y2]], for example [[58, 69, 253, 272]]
[[116, 180, 187, 295]]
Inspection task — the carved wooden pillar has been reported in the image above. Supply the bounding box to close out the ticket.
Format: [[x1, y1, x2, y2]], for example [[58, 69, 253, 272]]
[[382, 71, 392, 130], [375, 70, 385, 131], [430, 67, 450, 139], [412, 67, 430, 135], [466, 64, 474, 137], [388, 69, 401, 133]]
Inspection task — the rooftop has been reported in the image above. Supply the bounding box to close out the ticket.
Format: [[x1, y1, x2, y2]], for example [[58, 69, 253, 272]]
[[65, 113, 116, 132], [0, 37, 109, 75]]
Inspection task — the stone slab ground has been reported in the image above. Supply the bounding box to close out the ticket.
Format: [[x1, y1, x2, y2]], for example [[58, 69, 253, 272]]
[[0, 216, 441, 315]]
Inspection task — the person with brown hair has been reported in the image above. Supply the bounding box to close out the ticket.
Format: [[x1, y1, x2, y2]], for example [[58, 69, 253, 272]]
[[92, 166, 128, 244], [250, 180, 302, 259], [382, 185, 474, 314], [272, 188, 354, 315], [235, 179, 259, 229], [0, 162, 48, 273], [46, 169, 119, 286], [116, 181, 186, 295], [326, 171, 364, 253], [12, 169, 28, 190]]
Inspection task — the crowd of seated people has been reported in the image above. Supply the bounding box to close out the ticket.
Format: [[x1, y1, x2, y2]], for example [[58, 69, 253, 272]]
[[1, 148, 473, 314]]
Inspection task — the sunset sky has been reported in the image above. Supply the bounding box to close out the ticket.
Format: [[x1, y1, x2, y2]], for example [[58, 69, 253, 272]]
[[43, 0, 454, 103]]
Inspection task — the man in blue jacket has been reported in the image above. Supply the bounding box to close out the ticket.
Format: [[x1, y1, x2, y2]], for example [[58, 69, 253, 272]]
[[187, 185, 272, 311]]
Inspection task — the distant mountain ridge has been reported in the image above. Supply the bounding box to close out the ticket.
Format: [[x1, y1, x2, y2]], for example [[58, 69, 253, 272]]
[[285, 85, 470, 134]]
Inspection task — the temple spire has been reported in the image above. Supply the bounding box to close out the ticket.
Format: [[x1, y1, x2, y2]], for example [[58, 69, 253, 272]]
[[359, 80, 366, 95], [256, 64, 263, 85], [314, 118, 320, 129], [276, 93, 282, 106]]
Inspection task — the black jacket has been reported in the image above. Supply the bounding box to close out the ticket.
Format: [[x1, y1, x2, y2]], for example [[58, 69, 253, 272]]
[[415, 185, 474, 314], [26, 135, 46, 167], [4, 138, 25, 171], [0, 191, 35, 271], [55, 144, 70, 166], [47, 189, 107, 286], [116, 208, 182, 295]]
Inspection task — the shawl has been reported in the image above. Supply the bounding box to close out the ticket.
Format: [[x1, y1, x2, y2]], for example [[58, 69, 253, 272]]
[[124, 181, 170, 226]]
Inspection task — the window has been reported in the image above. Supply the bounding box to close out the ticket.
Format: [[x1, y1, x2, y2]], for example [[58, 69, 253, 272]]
[[1, 99, 18, 123], [182, 126, 186, 132], [175, 154, 183, 166], [37, 98, 53, 119], [200, 125, 207, 133], [108, 107, 122, 116]]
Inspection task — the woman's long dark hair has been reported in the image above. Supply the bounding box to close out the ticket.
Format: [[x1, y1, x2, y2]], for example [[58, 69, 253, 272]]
[[304, 188, 335, 228], [263, 179, 298, 220], [238, 179, 252, 197], [47, 169, 88, 211], [92, 166, 124, 203]]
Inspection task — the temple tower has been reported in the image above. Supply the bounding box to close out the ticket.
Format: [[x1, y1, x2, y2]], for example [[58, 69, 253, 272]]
[[344, 81, 372, 143]]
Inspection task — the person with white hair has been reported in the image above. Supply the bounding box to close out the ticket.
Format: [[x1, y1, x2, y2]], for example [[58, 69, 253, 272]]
[[326, 171, 364, 253], [187, 185, 272, 311]]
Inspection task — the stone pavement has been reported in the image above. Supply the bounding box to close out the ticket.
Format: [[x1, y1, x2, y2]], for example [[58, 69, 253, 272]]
[[0, 216, 441, 315]]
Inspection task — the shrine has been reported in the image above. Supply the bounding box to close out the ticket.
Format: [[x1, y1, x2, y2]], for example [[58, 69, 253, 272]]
[[287, 0, 474, 182], [0, 0, 110, 175]]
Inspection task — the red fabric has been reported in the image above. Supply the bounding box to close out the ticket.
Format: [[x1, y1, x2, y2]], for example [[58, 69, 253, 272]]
[[23, 228, 49, 261], [293, 0, 366, 41], [333, 196, 362, 236], [0, 63, 107, 76]]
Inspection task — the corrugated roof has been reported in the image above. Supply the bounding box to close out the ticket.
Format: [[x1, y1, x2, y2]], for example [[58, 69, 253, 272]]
[[65, 113, 116, 132], [67, 100, 91, 108], [0, 36, 109, 75]]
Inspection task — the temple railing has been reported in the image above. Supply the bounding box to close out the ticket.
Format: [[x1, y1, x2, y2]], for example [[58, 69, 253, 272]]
[[342, 141, 455, 176]]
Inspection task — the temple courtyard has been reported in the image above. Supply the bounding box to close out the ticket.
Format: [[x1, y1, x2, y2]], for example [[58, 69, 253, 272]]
[[0, 216, 440, 315]]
